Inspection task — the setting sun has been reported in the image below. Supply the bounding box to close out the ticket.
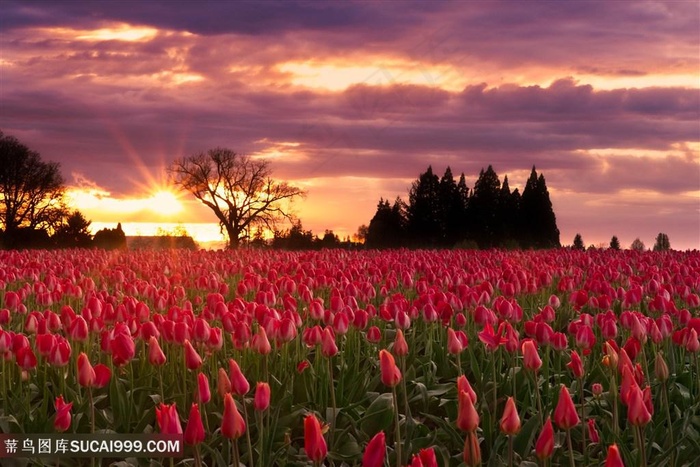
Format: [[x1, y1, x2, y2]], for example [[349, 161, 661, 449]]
[[149, 190, 184, 216]]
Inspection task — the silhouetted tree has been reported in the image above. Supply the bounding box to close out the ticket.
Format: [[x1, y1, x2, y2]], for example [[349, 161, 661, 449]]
[[438, 167, 466, 247], [520, 166, 560, 249], [468, 165, 501, 248], [407, 166, 441, 246], [272, 220, 314, 250], [497, 176, 521, 248], [653, 233, 671, 251], [573, 233, 585, 250], [93, 223, 126, 250], [53, 210, 93, 248], [354, 224, 369, 244], [169, 148, 306, 249], [609, 235, 621, 251], [321, 230, 340, 248], [0, 131, 67, 247], [631, 238, 646, 251], [366, 197, 407, 248]]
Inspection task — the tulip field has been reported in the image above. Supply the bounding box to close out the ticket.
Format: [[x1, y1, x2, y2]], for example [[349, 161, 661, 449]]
[[1, 247, 700, 466]]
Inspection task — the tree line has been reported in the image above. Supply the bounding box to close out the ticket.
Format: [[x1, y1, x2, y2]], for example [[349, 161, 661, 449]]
[[364, 165, 561, 249]]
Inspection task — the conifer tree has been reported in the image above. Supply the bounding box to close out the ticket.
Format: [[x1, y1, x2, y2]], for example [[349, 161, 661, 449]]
[[609, 235, 621, 250], [520, 166, 560, 248], [438, 167, 465, 247], [407, 166, 441, 246], [366, 197, 407, 248], [573, 233, 585, 250], [653, 233, 671, 251], [468, 165, 501, 248]]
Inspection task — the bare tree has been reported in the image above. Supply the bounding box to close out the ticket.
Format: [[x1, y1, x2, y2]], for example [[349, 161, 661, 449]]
[[0, 131, 67, 236], [168, 148, 306, 249]]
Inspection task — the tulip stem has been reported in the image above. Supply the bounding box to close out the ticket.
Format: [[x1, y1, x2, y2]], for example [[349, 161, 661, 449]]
[[232, 438, 240, 467], [508, 434, 513, 467], [241, 397, 255, 467], [662, 381, 675, 467], [194, 445, 202, 467], [256, 410, 265, 467], [88, 386, 95, 433], [566, 429, 575, 467], [327, 356, 337, 448], [579, 381, 586, 466], [392, 385, 402, 466], [635, 425, 647, 467]]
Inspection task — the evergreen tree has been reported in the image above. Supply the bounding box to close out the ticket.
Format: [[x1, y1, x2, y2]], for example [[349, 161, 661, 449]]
[[468, 165, 501, 248], [407, 166, 441, 246], [519, 166, 560, 248], [653, 233, 671, 251], [53, 210, 92, 248], [366, 197, 407, 248], [609, 235, 621, 250], [438, 167, 464, 247], [456, 172, 470, 242], [573, 233, 585, 250], [497, 176, 520, 247]]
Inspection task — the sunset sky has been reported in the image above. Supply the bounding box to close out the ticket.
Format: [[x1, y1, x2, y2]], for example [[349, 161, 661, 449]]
[[1, 1, 698, 249]]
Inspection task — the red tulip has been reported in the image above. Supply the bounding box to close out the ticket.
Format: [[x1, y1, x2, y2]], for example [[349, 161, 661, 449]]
[[567, 350, 584, 379], [68, 316, 89, 342], [362, 431, 385, 467], [367, 326, 381, 344], [588, 418, 600, 443], [184, 340, 202, 370], [478, 322, 503, 352], [627, 385, 651, 426], [218, 367, 232, 397], [50, 338, 71, 367], [93, 364, 111, 388], [457, 389, 480, 432], [605, 444, 625, 467], [254, 382, 271, 412], [228, 359, 250, 395], [521, 339, 542, 372], [447, 328, 463, 354], [499, 397, 520, 435], [36, 333, 56, 357], [592, 382, 603, 397], [535, 416, 554, 460], [417, 447, 437, 467], [148, 336, 166, 366], [463, 431, 481, 467], [184, 403, 205, 445], [379, 349, 402, 387], [77, 352, 95, 388], [321, 327, 338, 357], [393, 329, 408, 357], [54, 395, 72, 432], [111, 332, 135, 366], [554, 385, 580, 430], [457, 375, 477, 403], [155, 403, 182, 435], [197, 372, 211, 404], [251, 326, 272, 355], [304, 414, 327, 464], [221, 393, 246, 439], [16, 346, 37, 370]]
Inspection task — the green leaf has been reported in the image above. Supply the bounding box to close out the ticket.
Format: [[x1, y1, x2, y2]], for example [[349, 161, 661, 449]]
[[360, 392, 394, 437]]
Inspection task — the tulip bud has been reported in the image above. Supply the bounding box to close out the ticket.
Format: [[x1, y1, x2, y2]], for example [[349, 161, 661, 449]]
[[184, 340, 202, 370], [521, 339, 542, 372], [217, 367, 232, 398], [457, 389, 480, 432], [463, 431, 481, 467], [304, 414, 327, 464], [197, 372, 211, 404], [321, 327, 338, 358], [604, 444, 625, 467], [254, 382, 271, 412], [554, 385, 580, 430], [447, 328, 463, 355], [184, 403, 205, 446], [499, 397, 520, 435], [362, 431, 385, 467], [54, 395, 73, 432], [535, 417, 554, 460], [592, 382, 603, 397], [379, 349, 401, 387], [77, 352, 95, 388], [93, 364, 111, 388], [228, 359, 250, 395], [567, 350, 584, 379], [393, 329, 408, 357], [221, 393, 245, 439], [148, 336, 166, 366], [655, 353, 669, 382], [155, 403, 182, 435], [588, 418, 600, 443]]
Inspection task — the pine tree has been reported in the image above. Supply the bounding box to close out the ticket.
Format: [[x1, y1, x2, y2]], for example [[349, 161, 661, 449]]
[[497, 176, 520, 248], [519, 166, 560, 249], [366, 197, 407, 248], [438, 167, 465, 247], [407, 166, 441, 246], [573, 233, 585, 250], [468, 165, 501, 248], [653, 233, 671, 251], [609, 235, 621, 250]]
